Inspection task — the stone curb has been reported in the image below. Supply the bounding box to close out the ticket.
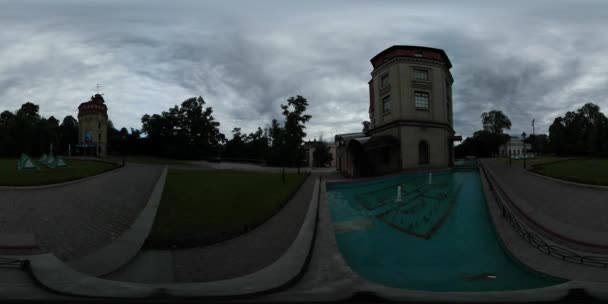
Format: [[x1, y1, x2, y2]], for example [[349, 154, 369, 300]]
[[0, 158, 124, 190], [24, 177, 320, 299], [65, 165, 168, 277], [525, 169, 608, 191]]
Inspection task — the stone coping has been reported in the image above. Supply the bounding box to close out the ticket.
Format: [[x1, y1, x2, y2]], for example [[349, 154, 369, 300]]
[[21, 178, 321, 299], [525, 169, 608, 191], [0, 234, 38, 250], [0, 158, 124, 190], [65, 165, 168, 276]]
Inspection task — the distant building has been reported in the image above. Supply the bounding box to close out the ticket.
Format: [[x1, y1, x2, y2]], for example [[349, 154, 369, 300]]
[[336, 45, 461, 178], [499, 136, 531, 157], [77, 94, 108, 156], [303, 140, 337, 168]]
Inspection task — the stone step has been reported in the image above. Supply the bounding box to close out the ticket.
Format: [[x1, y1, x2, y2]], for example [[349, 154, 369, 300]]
[[0, 233, 39, 250]]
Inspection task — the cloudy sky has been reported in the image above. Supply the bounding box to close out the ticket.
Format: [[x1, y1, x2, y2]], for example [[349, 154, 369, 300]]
[[1, 0, 607, 141]]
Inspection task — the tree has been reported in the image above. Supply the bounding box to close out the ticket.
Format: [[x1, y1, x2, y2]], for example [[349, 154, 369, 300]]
[[0, 111, 16, 156], [362, 121, 371, 134], [280, 95, 312, 169], [525, 134, 550, 154], [46, 116, 60, 152], [141, 96, 225, 159], [12, 102, 42, 155], [312, 141, 333, 167], [548, 103, 608, 156], [59, 115, 79, 153], [481, 110, 512, 134]]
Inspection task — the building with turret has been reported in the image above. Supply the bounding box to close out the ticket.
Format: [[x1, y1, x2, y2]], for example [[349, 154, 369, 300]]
[[336, 45, 461, 177], [76, 94, 108, 156]]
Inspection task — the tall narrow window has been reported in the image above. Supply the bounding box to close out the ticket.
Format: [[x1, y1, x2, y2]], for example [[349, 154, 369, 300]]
[[415, 91, 430, 109], [381, 74, 389, 87], [382, 95, 391, 113], [419, 141, 430, 164], [413, 69, 429, 80]]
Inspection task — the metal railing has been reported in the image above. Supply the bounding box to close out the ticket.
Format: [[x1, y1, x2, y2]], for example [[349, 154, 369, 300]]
[[481, 164, 608, 268]]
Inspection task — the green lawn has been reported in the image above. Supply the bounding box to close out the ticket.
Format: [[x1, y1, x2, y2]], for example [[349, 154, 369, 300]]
[[106, 156, 198, 166], [529, 158, 608, 186], [148, 169, 309, 247], [0, 158, 119, 186]]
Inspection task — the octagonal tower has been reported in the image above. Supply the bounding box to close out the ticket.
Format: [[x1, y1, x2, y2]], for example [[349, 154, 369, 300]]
[[77, 94, 108, 157], [367, 45, 456, 170]]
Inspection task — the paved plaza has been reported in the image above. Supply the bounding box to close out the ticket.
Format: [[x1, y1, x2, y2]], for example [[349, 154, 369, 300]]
[[0, 163, 163, 260]]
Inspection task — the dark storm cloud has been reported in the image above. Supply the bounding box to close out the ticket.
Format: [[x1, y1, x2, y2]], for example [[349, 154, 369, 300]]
[[1, 0, 608, 141]]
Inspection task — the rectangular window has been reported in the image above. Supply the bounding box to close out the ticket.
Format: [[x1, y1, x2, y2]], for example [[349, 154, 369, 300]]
[[415, 91, 430, 109], [382, 95, 391, 113], [381, 74, 389, 87], [413, 69, 428, 80]]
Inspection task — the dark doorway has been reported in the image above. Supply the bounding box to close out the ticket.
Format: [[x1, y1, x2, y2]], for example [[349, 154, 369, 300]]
[[419, 140, 430, 164]]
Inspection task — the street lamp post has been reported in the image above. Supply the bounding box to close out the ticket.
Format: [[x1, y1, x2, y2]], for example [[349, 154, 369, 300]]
[[281, 139, 286, 183], [521, 132, 527, 169], [508, 139, 512, 165], [122, 134, 126, 167]]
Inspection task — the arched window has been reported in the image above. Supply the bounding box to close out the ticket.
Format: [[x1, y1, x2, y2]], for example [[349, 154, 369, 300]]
[[418, 140, 430, 164]]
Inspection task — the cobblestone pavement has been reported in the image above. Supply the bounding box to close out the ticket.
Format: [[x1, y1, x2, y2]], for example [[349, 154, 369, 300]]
[[483, 159, 608, 246], [172, 173, 319, 282], [0, 163, 163, 261]]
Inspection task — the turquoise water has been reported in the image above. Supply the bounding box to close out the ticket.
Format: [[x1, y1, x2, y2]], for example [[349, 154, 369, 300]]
[[327, 170, 565, 291]]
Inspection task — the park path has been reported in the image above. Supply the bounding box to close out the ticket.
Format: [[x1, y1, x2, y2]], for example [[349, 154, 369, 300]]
[[172, 172, 319, 282], [0, 163, 163, 261], [482, 159, 608, 248], [105, 171, 321, 283]]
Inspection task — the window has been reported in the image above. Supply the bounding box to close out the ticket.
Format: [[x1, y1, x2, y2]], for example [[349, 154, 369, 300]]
[[413, 69, 428, 81], [382, 95, 391, 113], [418, 141, 430, 164], [415, 91, 430, 109], [381, 74, 389, 87], [98, 122, 101, 128], [98, 133, 101, 140]]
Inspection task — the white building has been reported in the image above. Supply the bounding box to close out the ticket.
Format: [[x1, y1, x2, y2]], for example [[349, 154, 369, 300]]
[[499, 136, 531, 157]]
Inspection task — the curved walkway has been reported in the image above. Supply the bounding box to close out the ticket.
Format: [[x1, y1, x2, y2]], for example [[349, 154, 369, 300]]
[[0, 163, 163, 261], [482, 159, 608, 250], [107, 172, 320, 283]]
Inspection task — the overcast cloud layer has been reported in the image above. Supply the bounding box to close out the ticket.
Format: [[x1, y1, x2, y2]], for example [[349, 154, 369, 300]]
[[1, 0, 608, 140]]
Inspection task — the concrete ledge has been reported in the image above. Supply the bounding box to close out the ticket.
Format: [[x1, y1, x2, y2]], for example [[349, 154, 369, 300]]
[[25, 177, 320, 298], [0, 234, 38, 250], [65, 165, 168, 277], [525, 169, 608, 191]]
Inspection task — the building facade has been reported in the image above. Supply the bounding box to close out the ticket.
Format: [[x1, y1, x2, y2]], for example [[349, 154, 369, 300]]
[[77, 94, 108, 157], [499, 137, 531, 157], [337, 46, 460, 178], [303, 141, 337, 168]]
